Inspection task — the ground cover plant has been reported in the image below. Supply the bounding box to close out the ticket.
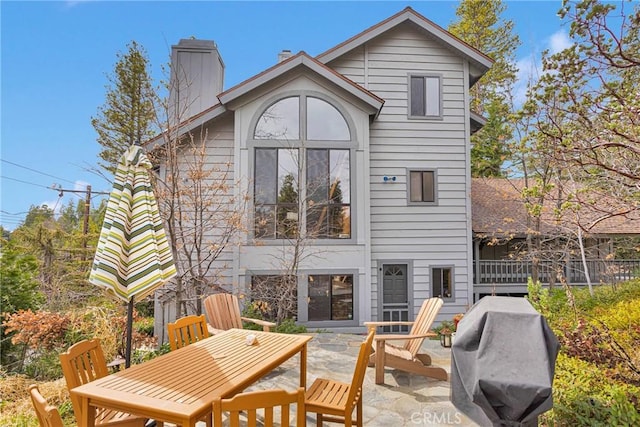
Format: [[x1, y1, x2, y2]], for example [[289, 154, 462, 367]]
[[528, 279, 640, 425]]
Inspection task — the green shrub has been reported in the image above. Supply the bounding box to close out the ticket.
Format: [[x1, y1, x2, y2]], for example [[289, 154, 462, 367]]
[[574, 280, 640, 313], [23, 350, 62, 381], [541, 353, 640, 426], [274, 318, 307, 334], [134, 316, 155, 336]]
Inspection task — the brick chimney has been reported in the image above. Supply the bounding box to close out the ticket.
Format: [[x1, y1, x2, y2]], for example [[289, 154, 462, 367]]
[[168, 39, 224, 123]]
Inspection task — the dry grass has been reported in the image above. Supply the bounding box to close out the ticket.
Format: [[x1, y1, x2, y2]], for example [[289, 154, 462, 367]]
[[0, 375, 71, 426]]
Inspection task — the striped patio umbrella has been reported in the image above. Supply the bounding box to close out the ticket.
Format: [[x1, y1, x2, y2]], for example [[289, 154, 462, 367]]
[[90, 144, 176, 367]]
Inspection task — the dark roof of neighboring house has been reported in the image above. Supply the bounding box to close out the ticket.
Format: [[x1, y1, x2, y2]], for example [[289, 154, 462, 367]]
[[472, 178, 640, 237]]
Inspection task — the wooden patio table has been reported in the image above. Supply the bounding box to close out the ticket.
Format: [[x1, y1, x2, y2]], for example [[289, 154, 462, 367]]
[[70, 329, 312, 427]]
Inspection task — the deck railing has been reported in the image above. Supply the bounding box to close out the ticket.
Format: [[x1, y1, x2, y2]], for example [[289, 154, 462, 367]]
[[475, 259, 640, 285]]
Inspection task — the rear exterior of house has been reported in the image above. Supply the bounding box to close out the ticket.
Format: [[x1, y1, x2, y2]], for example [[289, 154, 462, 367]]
[[154, 7, 492, 331]]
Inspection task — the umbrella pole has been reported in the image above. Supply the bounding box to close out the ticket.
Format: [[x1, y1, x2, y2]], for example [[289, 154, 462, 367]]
[[125, 296, 134, 368]]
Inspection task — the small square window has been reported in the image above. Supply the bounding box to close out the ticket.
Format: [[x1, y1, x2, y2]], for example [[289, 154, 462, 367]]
[[408, 170, 436, 204], [432, 267, 453, 300], [409, 75, 441, 118]]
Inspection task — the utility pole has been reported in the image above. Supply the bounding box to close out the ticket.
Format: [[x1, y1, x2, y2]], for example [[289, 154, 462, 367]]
[[83, 185, 92, 258], [49, 184, 109, 259]]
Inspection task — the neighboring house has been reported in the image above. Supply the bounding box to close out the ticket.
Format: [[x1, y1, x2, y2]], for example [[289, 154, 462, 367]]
[[472, 178, 640, 300], [152, 7, 493, 331]]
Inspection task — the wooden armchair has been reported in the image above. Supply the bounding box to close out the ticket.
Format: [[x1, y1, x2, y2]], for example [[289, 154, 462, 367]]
[[59, 339, 147, 427], [213, 387, 306, 427], [167, 314, 210, 351], [305, 330, 374, 427], [29, 385, 64, 427], [364, 297, 448, 384], [203, 293, 275, 334]]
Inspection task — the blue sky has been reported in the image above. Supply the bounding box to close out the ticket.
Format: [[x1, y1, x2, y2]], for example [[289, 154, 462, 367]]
[[0, 0, 570, 231]]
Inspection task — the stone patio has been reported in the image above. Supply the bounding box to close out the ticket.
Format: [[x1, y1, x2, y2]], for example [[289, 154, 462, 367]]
[[243, 332, 479, 426]]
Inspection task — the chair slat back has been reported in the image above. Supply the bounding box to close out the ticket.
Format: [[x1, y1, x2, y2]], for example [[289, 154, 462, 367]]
[[405, 297, 443, 356], [346, 330, 375, 408], [59, 339, 110, 421], [167, 314, 210, 351], [29, 385, 64, 427], [212, 387, 306, 427], [203, 293, 244, 331]]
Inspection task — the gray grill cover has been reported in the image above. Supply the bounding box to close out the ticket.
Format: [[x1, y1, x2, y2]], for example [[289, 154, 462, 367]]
[[450, 296, 559, 426]]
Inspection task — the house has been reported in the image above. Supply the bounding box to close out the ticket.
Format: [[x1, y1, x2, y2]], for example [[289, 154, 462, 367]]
[[472, 178, 640, 300], [152, 7, 493, 332]]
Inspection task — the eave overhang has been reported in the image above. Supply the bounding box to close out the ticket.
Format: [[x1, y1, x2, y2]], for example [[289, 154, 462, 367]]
[[316, 6, 493, 87]]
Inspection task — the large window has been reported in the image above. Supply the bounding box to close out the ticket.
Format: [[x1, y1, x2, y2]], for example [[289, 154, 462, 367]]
[[250, 275, 298, 320], [253, 95, 352, 240], [409, 75, 441, 118], [254, 148, 299, 239], [307, 149, 350, 238], [308, 274, 353, 321], [432, 267, 453, 300], [408, 169, 437, 204]]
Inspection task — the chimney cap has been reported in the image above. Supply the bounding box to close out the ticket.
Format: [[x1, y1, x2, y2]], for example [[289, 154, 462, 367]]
[[278, 49, 293, 63], [174, 39, 218, 50]]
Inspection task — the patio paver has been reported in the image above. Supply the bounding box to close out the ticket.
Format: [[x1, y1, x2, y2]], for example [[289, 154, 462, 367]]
[[242, 332, 479, 426]]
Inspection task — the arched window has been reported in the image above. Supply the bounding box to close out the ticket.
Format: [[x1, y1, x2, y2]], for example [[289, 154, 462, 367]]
[[306, 97, 350, 141], [252, 94, 353, 240], [254, 97, 299, 140]]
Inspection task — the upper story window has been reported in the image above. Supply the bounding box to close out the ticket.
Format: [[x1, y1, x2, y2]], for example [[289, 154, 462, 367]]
[[255, 97, 300, 140], [409, 75, 442, 118], [306, 97, 350, 140], [408, 169, 437, 204], [254, 96, 350, 141], [252, 95, 353, 240]]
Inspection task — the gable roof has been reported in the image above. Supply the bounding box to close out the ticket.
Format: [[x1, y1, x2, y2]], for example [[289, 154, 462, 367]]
[[145, 51, 384, 149], [472, 178, 640, 237], [316, 6, 493, 86], [218, 51, 384, 113]]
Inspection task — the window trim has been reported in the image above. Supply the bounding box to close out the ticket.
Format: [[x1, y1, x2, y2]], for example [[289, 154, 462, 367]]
[[245, 269, 359, 327], [407, 74, 443, 120], [431, 265, 454, 301], [248, 91, 357, 243], [407, 168, 438, 205]]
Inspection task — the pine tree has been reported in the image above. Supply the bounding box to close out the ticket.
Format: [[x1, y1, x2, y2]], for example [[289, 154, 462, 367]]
[[448, 0, 520, 177], [92, 41, 156, 174]]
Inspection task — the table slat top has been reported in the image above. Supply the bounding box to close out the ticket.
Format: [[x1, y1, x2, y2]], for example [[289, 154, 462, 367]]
[[71, 329, 311, 421]]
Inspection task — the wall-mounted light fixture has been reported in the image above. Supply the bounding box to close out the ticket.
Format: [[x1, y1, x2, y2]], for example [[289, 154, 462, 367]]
[[383, 176, 397, 182]]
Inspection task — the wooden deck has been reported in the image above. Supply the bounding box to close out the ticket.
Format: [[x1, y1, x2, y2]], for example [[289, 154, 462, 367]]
[[473, 259, 640, 301]]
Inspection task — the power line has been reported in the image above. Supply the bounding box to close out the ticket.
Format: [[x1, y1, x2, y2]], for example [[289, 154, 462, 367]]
[[1, 175, 52, 189], [1, 175, 110, 195], [1, 159, 76, 185], [0, 209, 30, 216]]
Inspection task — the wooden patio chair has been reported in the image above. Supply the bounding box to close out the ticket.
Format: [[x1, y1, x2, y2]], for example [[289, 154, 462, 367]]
[[29, 384, 64, 427], [305, 330, 375, 427], [167, 314, 210, 351], [212, 387, 306, 427], [203, 293, 275, 334], [364, 297, 448, 385], [59, 339, 147, 427]]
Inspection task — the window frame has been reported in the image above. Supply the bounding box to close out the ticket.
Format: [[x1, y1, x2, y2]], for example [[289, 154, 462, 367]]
[[248, 91, 357, 243], [407, 168, 438, 205], [246, 269, 359, 327], [431, 265, 454, 301], [408, 74, 443, 120]]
